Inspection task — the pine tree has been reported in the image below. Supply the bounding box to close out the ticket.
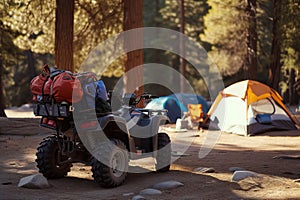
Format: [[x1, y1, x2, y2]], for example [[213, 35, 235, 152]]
[[245, 0, 258, 79], [123, 0, 144, 106], [269, 0, 282, 90], [279, 0, 300, 104]]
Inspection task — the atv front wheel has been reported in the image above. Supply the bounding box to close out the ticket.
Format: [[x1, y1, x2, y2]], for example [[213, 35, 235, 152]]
[[36, 135, 72, 179], [91, 139, 128, 188], [155, 132, 171, 172]]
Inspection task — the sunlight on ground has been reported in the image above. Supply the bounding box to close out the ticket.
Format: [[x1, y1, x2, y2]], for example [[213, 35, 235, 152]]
[[129, 157, 156, 172], [5, 108, 37, 118], [230, 175, 300, 199], [68, 164, 93, 180], [3, 158, 37, 175]]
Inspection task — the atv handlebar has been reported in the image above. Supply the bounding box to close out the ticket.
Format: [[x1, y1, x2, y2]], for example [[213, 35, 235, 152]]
[[123, 93, 159, 107]]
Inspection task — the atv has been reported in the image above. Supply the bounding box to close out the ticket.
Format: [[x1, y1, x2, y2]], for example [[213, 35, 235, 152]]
[[34, 82, 171, 188]]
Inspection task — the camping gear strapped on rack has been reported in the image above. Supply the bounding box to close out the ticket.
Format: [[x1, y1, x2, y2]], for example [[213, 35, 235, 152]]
[[204, 80, 297, 136], [30, 65, 85, 104], [30, 65, 110, 128]]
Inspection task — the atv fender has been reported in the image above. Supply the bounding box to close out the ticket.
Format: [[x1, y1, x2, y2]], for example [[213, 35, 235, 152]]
[[97, 114, 131, 151], [98, 114, 128, 133], [129, 114, 169, 156]]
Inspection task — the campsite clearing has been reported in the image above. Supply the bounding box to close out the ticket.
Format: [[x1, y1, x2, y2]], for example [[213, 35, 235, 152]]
[[1, 116, 300, 199]]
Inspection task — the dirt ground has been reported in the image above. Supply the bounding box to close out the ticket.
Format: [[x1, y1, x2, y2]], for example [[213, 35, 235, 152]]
[[1, 108, 300, 200]]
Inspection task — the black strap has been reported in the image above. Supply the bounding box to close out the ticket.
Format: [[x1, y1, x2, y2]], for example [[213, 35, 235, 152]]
[[41, 75, 50, 102]]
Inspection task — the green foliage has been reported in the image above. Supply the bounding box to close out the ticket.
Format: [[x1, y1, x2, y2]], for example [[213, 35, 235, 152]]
[[157, 0, 210, 97], [74, 0, 123, 74], [161, 0, 209, 41], [281, 1, 300, 78], [200, 0, 247, 77], [255, 0, 272, 82], [201, 0, 300, 102], [3, 0, 55, 54], [276, 1, 300, 101], [3, 0, 123, 73]]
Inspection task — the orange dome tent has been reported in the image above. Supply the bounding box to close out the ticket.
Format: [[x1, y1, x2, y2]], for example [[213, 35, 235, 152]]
[[205, 80, 297, 136]]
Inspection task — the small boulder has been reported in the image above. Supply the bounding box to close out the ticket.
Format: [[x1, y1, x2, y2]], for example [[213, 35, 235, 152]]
[[139, 188, 162, 196], [132, 195, 145, 200], [232, 170, 261, 182], [18, 174, 50, 189], [153, 180, 184, 190]]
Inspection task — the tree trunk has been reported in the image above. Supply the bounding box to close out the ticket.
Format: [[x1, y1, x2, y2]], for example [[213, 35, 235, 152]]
[[289, 68, 297, 105], [55, 0, 74, 71], [245, 0, 258, 79], [123, 0, 144, 107], [269, 0, 282, 90], [154, 0, 161, 64], [0, 58, 6, 117], [25, 50, 36, 78], [179, 0, 186, 92]]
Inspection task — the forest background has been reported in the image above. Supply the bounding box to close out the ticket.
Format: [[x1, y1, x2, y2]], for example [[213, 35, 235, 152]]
[[1, 0, 300, 112]]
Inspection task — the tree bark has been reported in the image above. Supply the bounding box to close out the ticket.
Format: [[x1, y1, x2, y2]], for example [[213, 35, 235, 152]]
[[25, 50, 36, 78], [269, 0, 282, 90], [0, 58, 7, 117], [55, 0, 74, 71], [123, 0, 144, 107], [245, 0, 258, 79], [289, 68, 297, 105], [179, 0, 186, 92]]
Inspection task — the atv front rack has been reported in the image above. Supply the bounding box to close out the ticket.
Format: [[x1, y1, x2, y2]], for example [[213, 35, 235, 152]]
[[33, 102, 73, 118]]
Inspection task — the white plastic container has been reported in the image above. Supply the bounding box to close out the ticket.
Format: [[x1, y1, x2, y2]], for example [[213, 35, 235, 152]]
[[176, 119, 188, 130]]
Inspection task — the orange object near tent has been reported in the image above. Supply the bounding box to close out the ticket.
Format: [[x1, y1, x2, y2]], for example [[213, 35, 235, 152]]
[[205, 80, 297, 136], [188, 104, 204, 130], [188, 104, 204, 123]]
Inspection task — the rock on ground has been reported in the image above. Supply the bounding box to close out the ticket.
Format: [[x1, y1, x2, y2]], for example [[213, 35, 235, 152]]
[[18, 174, 50, 189], [132, 195, 146, 200], [232, 170, 261, 182], [139, 188, 162, 196], [152, 180, 184, 190]]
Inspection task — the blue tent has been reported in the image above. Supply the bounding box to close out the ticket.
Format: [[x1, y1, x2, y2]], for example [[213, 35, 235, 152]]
[[145, 93, 209, 123]]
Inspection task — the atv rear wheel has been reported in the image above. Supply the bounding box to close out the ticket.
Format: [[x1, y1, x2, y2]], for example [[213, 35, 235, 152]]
[[36, 135, 72, 179], [155, 132, 171, 172], [91, 139, 128, 188]]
